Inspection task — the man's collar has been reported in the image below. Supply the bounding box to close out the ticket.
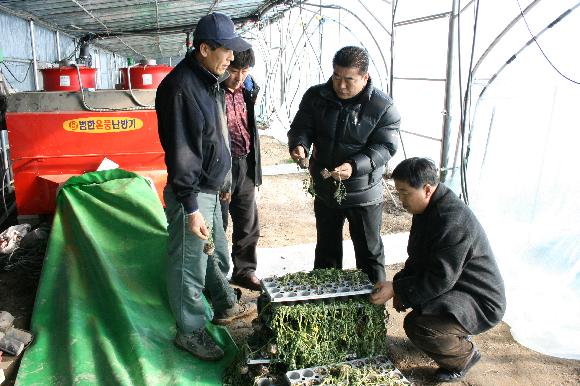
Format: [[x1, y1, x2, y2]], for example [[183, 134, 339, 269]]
[[225, 85, 244, 94], [187, 52, 230, 86], [422, 183, 447, 214], [218, 69, 230, 83]]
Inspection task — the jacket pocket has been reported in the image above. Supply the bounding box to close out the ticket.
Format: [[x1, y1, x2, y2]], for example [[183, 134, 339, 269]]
[[343, 116, 373, 145], [202, 142, 217, 172]]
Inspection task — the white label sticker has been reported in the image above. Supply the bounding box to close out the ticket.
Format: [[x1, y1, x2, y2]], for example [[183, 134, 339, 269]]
[[60, 75, 71, 87], [142, 74, 153, 85]]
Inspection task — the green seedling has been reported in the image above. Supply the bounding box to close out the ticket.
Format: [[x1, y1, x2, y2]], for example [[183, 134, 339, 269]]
[[203, 226, 215, 256]]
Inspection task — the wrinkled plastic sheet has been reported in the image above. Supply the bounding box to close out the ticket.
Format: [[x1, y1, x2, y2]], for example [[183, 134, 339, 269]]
[[16, 169, 237, 385], [448, 57, 580, 359]]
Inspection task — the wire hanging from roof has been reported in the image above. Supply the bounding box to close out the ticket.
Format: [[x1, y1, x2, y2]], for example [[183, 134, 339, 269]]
[[299, 1, 391, 93], [470, 2, 580, 142], [514, 0, 580, 85]]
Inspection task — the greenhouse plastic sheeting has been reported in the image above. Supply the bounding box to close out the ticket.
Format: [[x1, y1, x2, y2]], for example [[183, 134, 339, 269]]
[[16, 169, 237, 385], [447, 11, 580, 359]]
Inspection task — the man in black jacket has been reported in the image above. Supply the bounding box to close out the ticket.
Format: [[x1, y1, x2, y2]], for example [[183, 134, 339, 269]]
[[370, 157, 506, 382], [219, 48, 263, 291], [155, 13, 254, 361], [288, 46, 400, 283]]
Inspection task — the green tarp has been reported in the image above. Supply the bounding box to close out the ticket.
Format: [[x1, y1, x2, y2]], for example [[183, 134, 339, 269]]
[[17, 169, 237, 385]]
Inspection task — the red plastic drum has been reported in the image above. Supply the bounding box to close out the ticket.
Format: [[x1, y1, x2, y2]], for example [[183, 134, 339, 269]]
[[41, 66, 97, 91], [120, 64, 172, 89]]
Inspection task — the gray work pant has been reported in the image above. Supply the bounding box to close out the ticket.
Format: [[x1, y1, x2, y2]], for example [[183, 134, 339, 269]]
[[164, 187, 236, 334]]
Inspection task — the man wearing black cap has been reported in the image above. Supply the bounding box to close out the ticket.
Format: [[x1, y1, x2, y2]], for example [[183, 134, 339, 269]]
[[156, 12, 254, 361]]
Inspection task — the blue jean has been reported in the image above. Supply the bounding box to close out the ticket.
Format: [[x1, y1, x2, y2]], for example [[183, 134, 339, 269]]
[[164, 186, 236, 333]]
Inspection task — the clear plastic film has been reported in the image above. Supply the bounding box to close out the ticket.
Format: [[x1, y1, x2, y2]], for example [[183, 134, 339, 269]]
[[447, 18, 580, 358]]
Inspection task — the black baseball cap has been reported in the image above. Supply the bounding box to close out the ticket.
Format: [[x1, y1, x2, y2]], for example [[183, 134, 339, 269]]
[[194, 12, 251, 51]]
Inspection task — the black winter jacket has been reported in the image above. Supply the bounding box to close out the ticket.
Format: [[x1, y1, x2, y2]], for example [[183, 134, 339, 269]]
[[156, 53, 231, 213], [288, 78, 400, 207], [393, 184, 506, 334]]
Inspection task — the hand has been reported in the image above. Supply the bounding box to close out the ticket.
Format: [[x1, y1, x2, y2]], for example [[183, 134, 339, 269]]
[[331, 162, 353, 181], [290, 145, 306, 163], [219, 191, 231, 203], [370, 281, 395, 305], [187, 212, 209, 240], [393, 294, 407, 312]]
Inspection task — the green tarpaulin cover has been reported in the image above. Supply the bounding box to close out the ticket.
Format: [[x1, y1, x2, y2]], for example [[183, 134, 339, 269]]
[[16, 169, 237, 385]]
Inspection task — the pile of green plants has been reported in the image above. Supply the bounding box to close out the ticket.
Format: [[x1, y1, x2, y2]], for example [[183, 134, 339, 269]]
[[274, 268, 370, 287], [223, 269, 389, 385], [264, 269, 387, 369], [269, 298, 387, 369], [318, 364, 408, 386]]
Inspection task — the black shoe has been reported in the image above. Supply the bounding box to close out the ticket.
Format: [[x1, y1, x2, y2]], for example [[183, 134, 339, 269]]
[[230, 274, 262, 291], [434, 349, 481, 382]]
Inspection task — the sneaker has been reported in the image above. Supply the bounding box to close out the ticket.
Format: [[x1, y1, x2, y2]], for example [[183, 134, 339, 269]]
[[434, 348, 481, 382], [212, 300, 257, 325], [174, 329, 224, 361]]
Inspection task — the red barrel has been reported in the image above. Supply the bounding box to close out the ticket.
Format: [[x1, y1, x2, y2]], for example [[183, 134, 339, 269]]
[[41, 66, 97, 91], [120, 64, 172, 89]]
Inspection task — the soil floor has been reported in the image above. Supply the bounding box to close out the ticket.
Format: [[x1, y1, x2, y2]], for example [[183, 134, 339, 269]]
[[230, 136, 580, 385], [1, 135, 579, 385]]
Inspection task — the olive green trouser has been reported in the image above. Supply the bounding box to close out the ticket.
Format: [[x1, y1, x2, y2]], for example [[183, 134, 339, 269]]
[[164, 187, 236, 334]]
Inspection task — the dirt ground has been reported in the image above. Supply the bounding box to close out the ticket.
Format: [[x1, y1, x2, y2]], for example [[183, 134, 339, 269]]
[[230, 136, 580, 385], [1, 135, 578, 385]]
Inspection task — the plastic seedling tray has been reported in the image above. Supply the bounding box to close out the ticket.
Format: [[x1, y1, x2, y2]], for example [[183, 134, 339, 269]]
[[261, 277, 374, 303], [247, 358, 272, 365], [285, 355, 412, 385]]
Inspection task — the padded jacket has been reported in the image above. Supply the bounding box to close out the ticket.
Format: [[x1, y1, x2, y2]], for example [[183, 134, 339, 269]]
[[156, 53, 231, 213], [288, 78, 400, 207]]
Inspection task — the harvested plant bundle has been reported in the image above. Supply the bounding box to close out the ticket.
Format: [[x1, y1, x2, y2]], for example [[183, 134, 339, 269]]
[[318, 363, 408, 386], [269, 299, 387, 369]]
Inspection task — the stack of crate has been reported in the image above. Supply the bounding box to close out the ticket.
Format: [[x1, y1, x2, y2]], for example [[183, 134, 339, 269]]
[[233, 269, 412, 386]]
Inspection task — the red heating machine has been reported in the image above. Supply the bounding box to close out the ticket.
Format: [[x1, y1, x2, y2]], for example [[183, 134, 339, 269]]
[[6, 89, 167, 216]]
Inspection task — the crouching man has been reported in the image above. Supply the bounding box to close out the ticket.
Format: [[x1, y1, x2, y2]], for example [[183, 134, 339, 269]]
[[370, 157, 506, 382]]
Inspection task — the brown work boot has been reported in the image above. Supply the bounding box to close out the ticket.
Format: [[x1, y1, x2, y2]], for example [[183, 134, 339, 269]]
[[212, 300, 257, 325], [174, 329, 224, 361]]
